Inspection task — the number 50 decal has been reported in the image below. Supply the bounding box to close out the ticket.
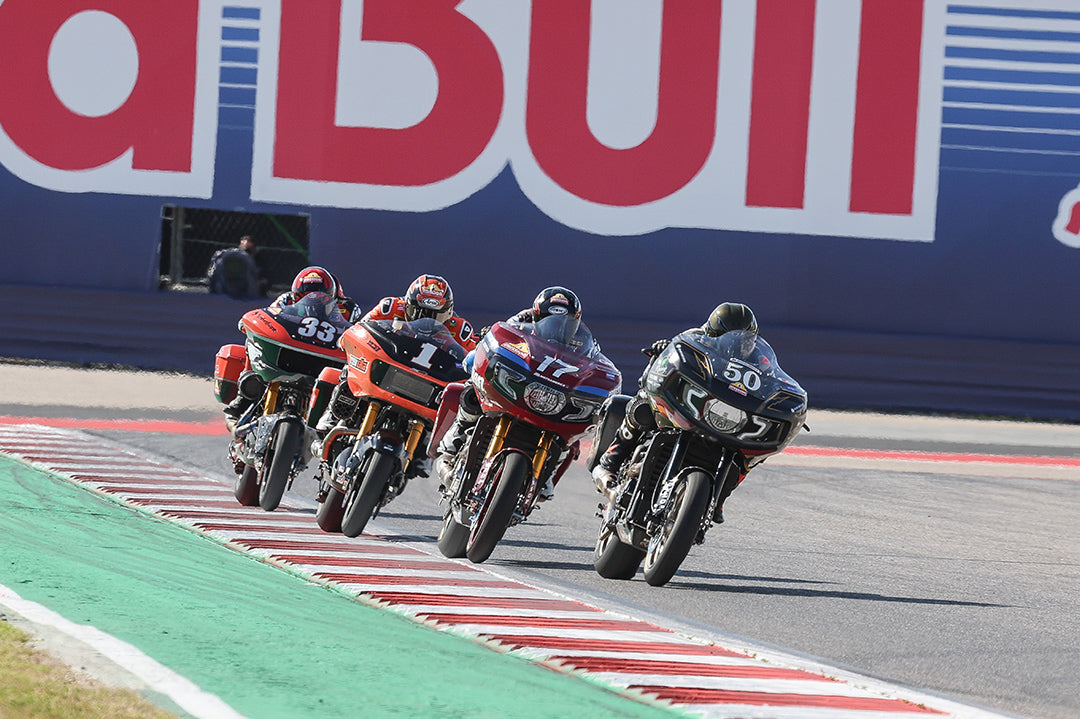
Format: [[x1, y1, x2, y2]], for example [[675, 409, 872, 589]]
[[722, 360, 761, 391]]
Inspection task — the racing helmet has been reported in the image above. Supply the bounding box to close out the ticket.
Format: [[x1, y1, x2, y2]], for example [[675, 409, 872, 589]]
[[291, 266, 338, 299], [531, 286, 581, 321], [404, 274, 454, 323], [705, 302, 758, 337]]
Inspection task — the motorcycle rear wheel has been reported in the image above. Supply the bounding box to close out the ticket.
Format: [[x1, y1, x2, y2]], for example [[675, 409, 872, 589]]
[[593, 517, 645, 580], [437, 511, 469, 558], [466, 453, 529, 564], [233, 463, 259, 507], [341, 451, 395, 538], [315, 486, 346, 533], [260, 422, 303, 511], [642, 470, 711, 587]]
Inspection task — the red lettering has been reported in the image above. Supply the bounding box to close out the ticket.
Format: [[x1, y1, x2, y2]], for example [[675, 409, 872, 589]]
[[850, 0, 923, 214], [526, 1, 721, 207], [0, 0, 197, 172], [746, 0, 816, 209], [1067, 201, 1080, 236], [273, 0, 503, 186]]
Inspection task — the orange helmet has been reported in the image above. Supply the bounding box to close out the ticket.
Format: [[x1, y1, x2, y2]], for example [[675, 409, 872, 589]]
[[291, 266, 337, 298], [404, 274, 454, 323]]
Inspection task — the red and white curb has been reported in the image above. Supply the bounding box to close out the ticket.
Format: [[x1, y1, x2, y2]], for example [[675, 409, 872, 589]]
[[0, 424, 1014, 719]]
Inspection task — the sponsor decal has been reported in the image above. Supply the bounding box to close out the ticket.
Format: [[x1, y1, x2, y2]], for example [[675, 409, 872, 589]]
[[504, 341, 530, 360]]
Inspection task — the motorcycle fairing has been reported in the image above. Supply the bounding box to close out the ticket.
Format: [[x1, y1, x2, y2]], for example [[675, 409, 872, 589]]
[[643, 330, 807, 453], [340, 319, 469, 422], [241, 292, 348, 381], [471, 318, 621, 439]]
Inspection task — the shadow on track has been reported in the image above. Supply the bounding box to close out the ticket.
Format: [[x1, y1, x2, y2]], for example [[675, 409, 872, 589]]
[[667, 575, 1009, 607]]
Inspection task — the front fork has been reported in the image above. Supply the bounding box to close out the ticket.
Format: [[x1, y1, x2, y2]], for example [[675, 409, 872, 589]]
[[459, 416, 554, 517], [645, 436, 734, 544]]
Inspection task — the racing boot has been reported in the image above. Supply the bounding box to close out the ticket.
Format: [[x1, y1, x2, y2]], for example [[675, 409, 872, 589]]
[[591, 421, 640, 501], [407, 454, 432, 479], [538, 476, 555, 502], [712, 460, 748, 524], [432, 405, 479, 483]]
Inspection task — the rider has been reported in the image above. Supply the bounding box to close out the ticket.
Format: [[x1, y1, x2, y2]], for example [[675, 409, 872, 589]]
[[591, 302, 758, 524], [270, 266, 362, 322], [432, 286, 586, 501], [361, 274, 477, 350], [223, 266, 353, 423]]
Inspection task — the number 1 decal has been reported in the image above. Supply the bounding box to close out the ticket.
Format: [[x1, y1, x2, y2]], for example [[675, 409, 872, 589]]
[[413, 342, 438, 369]]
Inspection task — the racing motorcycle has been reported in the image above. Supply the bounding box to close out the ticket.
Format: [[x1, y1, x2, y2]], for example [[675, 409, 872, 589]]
[[586, 329, 807, 586], [214, 292, 349, 511], [312, 317, 469, 537], [432, 314, 621, 563]]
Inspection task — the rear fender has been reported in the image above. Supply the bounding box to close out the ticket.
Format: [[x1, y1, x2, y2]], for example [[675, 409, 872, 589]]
[[213, 343, 247, 404]]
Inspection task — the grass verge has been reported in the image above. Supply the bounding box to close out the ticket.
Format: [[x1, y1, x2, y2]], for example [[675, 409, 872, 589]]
[[0, 619, 176, 719]]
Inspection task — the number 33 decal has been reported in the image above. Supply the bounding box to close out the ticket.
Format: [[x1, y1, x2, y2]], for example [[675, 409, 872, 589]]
[[297, 317, 337, 343]]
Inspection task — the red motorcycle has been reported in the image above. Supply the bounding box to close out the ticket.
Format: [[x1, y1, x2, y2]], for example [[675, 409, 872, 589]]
[[431, 314, 621, 562], [213, 292, 349, 511], [313, 317, 469, 537]]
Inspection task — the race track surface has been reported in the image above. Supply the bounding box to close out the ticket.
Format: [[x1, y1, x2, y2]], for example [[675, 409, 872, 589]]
[[1, 362, 1078, 718]]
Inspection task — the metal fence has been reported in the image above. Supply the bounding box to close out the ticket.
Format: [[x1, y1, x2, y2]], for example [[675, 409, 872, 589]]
[[159, 206, 311, 295]]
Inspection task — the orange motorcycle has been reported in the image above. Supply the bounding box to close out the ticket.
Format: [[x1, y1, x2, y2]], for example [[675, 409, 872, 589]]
[[312, 317, 469, 537]]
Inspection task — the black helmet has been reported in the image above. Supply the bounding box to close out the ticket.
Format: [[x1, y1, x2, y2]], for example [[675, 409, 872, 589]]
[[531, 286, 581, 321], [705, 302, 758, 337]]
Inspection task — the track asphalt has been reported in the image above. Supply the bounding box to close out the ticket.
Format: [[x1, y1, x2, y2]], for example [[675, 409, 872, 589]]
[[2, 362, 1077, 718]]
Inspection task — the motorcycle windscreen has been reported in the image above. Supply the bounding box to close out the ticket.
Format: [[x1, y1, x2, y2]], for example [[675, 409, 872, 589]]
[[378, 317, 468, 362], [528, 314, 595, 357], [276, 291, 351, 331], [695, 330, 804, 396]]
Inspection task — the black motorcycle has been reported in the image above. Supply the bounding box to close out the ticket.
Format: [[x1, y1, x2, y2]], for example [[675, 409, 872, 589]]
[[586, 329, 807, 586]]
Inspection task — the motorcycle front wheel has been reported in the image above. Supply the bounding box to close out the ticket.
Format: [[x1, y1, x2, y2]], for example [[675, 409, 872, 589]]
[[234, 463, 259, 507], [593, 515, 646, 580], [341, 451, 395, 538], [260, 422, 303, 511], [466, 453, 529, 563], [642, 470, 711, 587], [315, 486, 346, 533], [437, 511, 469, 558]]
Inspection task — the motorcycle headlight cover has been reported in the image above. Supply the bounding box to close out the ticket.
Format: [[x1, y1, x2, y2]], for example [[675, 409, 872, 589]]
[[523, 382, 566, 415], [703, 397, 747, 433]]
